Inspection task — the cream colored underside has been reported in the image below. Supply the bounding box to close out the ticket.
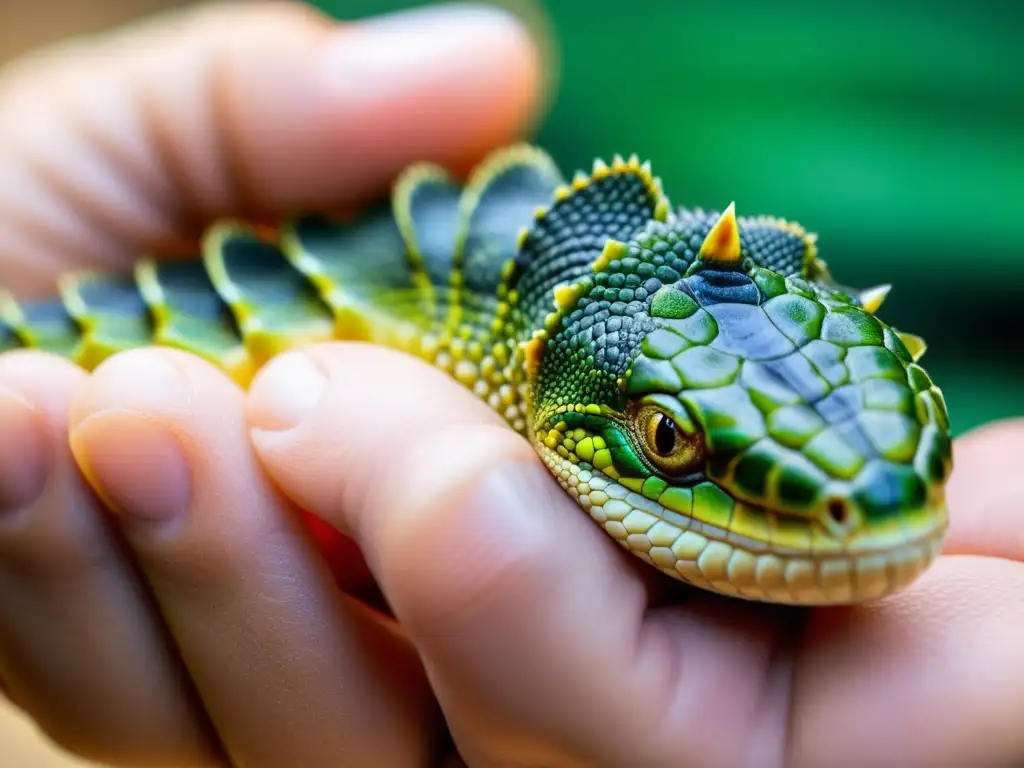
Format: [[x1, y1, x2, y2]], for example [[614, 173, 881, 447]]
[[539, 448, 946, 605]]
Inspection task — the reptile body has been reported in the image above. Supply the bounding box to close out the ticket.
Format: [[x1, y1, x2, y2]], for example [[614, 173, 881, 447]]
[[0, 145, 952, 605]]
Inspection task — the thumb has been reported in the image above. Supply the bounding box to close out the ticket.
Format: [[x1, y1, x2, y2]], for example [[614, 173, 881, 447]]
[[244, 344, 664, 765], [0, 1, 545, 296]]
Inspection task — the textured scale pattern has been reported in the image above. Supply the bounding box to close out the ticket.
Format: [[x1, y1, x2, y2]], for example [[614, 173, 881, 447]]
[[508, 163, 666, 328], [0, 145, 952, 606]]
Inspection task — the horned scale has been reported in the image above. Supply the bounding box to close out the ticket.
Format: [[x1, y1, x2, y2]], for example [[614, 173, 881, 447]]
[[0, 145, 952, 605]]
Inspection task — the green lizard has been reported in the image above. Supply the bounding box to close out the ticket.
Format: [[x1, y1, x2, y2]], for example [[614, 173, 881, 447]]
[[0, 145, 952, 605]]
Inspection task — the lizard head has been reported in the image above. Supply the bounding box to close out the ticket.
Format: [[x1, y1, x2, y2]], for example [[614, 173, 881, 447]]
[[526, 201, 952, 605]]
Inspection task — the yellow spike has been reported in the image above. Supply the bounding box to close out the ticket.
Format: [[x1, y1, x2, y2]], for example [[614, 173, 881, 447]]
[[698, 202, 742, 262], [612, 153, 626, 168], [0, 289, 24, 330], [134, 259, 170, 331], [515, 226, 530, 251], [501, 259, 517, 282], [553, 282, 584, 311], [56, 270, 97, 331], [654, 196, 670, 223], [592, 239, 630, 273], [523, 332, 546, 376], [859, 284, 891, 314], [627, 153, 640, 168], [592, 158, 609, 174], [897, 331, 927, 362], [553, 184, 572, 202]]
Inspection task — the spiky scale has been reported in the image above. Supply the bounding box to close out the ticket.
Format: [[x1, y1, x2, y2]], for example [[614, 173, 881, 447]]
[[897, 331, 928, 361], [698, 202, 742, 263], [859, 284, 891, 314]]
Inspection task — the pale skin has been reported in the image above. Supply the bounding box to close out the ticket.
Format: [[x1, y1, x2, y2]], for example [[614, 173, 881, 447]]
[[0, 2, 1021, 766]]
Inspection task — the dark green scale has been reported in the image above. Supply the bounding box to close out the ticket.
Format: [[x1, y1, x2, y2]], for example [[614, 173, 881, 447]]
[[399, 172, 463, 289], [139, 259, 245, 364], [3, 297, 82, 357], [0, 317, 13, 351], [63, 274, 154, 368]]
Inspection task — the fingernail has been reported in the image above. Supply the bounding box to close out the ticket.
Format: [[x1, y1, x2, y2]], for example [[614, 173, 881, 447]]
[[0, 386, 49, 513], [322, 3, 523, 95], [69, 353, 192, 524], [247, 351, 328, 434], [71, 414, 191, 524]]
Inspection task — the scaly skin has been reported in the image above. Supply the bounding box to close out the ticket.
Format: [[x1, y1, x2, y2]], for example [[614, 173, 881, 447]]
[[0, 145, 952, 605]]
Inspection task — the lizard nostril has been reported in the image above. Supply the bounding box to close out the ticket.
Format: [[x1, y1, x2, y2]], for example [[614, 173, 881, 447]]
[[827, 498, 848, 526], [822, 496, 861, 538]]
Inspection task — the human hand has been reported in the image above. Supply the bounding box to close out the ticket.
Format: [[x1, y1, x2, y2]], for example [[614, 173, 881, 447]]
[[243, 342, 1024, 767], [0, 3, 542, 765]]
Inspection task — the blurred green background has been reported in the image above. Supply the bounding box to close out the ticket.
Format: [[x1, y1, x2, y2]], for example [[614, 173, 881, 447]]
[[2, 0, 1020, 436], [314, 0, 1023, 436]]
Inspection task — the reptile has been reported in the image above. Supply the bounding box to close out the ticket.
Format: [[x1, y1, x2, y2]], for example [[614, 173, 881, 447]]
[[0, 145, 952, 606]]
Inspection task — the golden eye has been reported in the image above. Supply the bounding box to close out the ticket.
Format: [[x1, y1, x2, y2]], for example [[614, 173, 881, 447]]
[[637, 406, 704, 475]]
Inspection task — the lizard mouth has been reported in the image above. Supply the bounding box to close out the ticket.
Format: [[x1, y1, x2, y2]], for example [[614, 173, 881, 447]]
[[538, 445, 947, 606]]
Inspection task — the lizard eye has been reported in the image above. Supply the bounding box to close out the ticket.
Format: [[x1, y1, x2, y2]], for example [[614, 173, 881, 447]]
[[651, 413, 679, 455], [637, 406, 704, 475]]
